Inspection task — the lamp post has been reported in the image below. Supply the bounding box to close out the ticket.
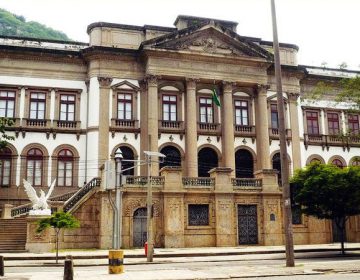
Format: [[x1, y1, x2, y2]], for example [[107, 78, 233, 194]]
[[143, 151, 165, 262], [114, 148, 123, 249]]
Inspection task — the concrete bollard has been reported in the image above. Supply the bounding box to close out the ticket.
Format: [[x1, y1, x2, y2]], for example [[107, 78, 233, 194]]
[[0, 255, 4, 276], [63, 257, 74, 280]]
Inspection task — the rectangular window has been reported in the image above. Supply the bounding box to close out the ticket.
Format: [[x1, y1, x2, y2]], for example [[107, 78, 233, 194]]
[[348, 114, 359, 135], [27, 159, 42, 187], [0, 91, 15, 118], [327, 112, 339, 135], [117, 93, 132, 120], [306, 111, 319, 135], [29, 92, 46, 120], [199, 97, 213, 123], [162, 95, 177, 121], [271, 104, 279, 129], [234, 100, 249, 126], [58, 161, 73, 187], [60, 94, 75, 121], [188, 204, 209, 226], [0, 159, 11, 187]]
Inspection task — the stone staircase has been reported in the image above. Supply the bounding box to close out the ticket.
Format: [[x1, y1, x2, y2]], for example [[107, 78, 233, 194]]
[[0, 217, 27, 252]]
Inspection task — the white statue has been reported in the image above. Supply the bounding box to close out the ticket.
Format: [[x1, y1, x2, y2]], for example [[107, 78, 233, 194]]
[[23, 179, 56, 216]]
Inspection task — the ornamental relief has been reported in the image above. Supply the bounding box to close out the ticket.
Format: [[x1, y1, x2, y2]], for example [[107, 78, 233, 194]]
[[124, 198, 161, 217]]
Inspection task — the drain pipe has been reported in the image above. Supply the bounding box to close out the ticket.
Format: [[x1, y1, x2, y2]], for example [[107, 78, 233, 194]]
[[84, 79, 90, 185]]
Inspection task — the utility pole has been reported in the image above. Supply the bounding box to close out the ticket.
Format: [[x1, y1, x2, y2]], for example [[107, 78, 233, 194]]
[[270, 0, 295, 267], [144, 151, 165, 262], [114, 148, 123, 249]]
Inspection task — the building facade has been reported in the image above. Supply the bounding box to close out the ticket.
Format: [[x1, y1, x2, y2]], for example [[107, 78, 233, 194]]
[[1, 15, 360, 249]]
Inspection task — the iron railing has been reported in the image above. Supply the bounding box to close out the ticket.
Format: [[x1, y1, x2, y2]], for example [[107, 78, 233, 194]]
[[63, 178, 101, 212]]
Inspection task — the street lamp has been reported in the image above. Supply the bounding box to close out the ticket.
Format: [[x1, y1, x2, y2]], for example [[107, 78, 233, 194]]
[[114, 148, 123, 250], [143, 151, 165, 262]]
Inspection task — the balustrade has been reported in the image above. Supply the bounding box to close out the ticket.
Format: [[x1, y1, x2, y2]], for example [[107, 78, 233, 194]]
[[182, 177, 215, 187], [231, 178, 262, 189]]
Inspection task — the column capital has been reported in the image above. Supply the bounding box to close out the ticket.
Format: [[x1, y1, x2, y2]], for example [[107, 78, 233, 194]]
[[287, 92, 300, 102], [185, 77, 200, 89], [145, 75, 160, 87], [97, 76, 113, 88], [222, 81, 236, 93], [256, 84, 270, 94]]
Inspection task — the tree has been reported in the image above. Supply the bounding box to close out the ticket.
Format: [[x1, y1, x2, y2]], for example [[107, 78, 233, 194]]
[[36, 212, 80, 263], [291, 163, 360, 254], [0, 118, 14, 149]]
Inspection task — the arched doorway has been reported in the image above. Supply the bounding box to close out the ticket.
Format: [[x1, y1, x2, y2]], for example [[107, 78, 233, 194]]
[[198, 147, 218, 177], [159, 146, 181, 170], [272, 153, 281, 185], [133, 207, 147, 247], [235, 149, 254, 178], [119, 146, 134, 175]]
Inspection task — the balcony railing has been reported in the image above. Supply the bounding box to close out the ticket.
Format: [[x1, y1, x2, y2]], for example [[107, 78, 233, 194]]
[[197, 122, 220, 134], [125, 176, 164, 186], [232, 178, 262, 189], [54, 120, 80, 129], [24, 118, 49, 127], [304, 133, 360, 149], [182, 177, 215, 187], [111, 119, 138, 128], [159, 120, 184, 130], [269, 128, 292, 138], [234, 125, 255, 136]]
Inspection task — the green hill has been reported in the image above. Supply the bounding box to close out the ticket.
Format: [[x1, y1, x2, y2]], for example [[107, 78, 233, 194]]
[[0, 8, 70, 41]]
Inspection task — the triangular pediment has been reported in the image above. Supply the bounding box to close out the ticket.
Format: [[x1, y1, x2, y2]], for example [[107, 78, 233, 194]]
[[141, 23, 273, 60]]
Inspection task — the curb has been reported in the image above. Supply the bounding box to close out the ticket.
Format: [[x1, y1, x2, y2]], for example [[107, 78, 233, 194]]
[[2, 247, 360, 261]]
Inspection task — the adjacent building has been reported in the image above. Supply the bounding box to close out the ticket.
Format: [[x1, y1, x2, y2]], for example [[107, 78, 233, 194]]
[[0, 15, 359, 249]]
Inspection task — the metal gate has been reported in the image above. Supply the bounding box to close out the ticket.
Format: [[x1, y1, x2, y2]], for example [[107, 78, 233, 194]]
[[237, 205, 258, 245], [133, 207, 147, 248]]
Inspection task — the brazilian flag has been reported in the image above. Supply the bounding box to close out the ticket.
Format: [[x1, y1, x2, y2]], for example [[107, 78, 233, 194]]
[[212, 89, 221, 107]]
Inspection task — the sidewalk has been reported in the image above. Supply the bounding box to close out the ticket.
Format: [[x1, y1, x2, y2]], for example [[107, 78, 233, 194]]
[[1, 242, 360, 261]]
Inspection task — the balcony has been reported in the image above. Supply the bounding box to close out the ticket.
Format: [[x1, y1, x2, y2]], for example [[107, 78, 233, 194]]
[[303, 134, 360, 150], [125, 176, 165, 187], [23, 118, 49, 128], [234, 125, 256, 137], [197, 122, 221, 135], [159, 120, 184, 134], [232, 178, 262, 190], [110, 118, 140, 137], [269, 128, 292, 139], [54, 120, 80, 130], [182, 177, 215, 188]]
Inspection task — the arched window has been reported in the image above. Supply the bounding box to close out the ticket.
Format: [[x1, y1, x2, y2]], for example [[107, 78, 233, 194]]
[[332, 159, 344, 168], [27, 148, 43, 187], [160, 146, 181, 170], [120, 146, 134, 176], [272, 153, 281, 185], [351, 158, 360, 166], [310, 158, 321, 164], [57, 149, 74, 187], [235, 149, 254, 178], [0, 148, 12, 188], [198, 147, 218, 177]]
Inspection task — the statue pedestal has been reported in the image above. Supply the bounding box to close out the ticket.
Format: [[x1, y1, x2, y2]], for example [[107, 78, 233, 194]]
[[29, 209, 51, 216], [26, 215, 54, 253]]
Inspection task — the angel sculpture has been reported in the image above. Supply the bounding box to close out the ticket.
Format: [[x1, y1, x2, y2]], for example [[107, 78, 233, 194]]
[[23, 179, 56, 214]]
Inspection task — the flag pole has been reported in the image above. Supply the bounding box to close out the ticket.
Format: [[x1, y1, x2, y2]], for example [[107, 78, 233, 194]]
[[270, 0, 295, 267]]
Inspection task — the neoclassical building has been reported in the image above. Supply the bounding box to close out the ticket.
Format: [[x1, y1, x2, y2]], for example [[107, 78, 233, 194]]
[[0, 15, 359, 250]]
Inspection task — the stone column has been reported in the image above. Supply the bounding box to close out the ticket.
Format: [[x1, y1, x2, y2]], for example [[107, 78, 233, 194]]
[[287, 92, 302, 170], [185, 78, 199, 177], [139, 81, 148, 176], [221, 81, 235, 173], [146, 75, 159, 175], [97, 77, 113, 174], [255, 84, 271, 170]]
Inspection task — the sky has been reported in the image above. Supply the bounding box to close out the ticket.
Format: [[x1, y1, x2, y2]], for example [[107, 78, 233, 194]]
[[1, 0, 360, 70]]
